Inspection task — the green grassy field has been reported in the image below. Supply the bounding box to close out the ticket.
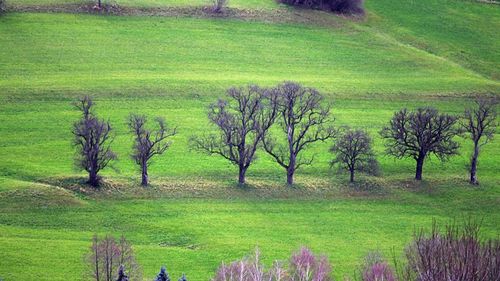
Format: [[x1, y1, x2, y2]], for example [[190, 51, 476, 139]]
[[0, 0, 499, 280]]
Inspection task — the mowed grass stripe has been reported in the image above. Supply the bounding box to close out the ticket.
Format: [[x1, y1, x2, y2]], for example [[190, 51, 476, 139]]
[[1, 198, 499, 280], [0, 13, 497, 95]]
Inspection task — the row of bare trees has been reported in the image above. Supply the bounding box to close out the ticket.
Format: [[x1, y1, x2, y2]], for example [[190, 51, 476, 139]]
[[72, 84, 497, 188], [191, 82, 335, 185], [72, 96, 177, 187]]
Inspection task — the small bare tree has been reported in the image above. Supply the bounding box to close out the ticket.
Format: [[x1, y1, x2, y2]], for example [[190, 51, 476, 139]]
[[72, 96, 116, 187], [262, 81, 335, 185], [460, 97, 498, 185], [380, 107, 459, 181], [86, 234, 141, 281], [191, 85, 277, 184], [330, 128, 378, 183], [128, 114, 177, 186]]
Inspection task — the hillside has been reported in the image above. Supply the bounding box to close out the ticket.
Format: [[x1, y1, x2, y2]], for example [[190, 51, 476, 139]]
[[0, 0, 499, 280]]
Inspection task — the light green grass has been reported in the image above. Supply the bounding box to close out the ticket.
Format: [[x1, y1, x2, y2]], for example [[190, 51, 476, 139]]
[[0, 1, 499, 280], [1, 182, 499, 280]]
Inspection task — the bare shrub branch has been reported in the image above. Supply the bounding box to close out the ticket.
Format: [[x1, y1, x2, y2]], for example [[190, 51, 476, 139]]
[[86, 234, 141, 281], [405, 220, 500, 281]]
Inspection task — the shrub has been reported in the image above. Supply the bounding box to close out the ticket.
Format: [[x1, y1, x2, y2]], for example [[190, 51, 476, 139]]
[[212, 249, 266, 281], [86, 234, 141, 281], [289, 247, 332, 281], [404, 220, 500, 281], [358, 251, 395, 281], [280, 0, 364, 15], [116, 265, 129, 281], [0, 0, 5, 14], [155, 266, 171, 281], [212, 247, 332, 281]]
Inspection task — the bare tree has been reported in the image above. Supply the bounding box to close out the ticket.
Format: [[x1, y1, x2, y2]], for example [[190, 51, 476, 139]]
[[72, 96, 116, 187], [191, 85, 277, 184], [330, 127, 378, 183], [460, 97, 497, 185], [86, 234, 141, 281], [380, 107, 459, 181], [262, 81, 335, 185], [128, 114, 177, 186]]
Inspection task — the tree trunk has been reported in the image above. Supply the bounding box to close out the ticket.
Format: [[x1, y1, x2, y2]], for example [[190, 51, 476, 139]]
[[141, 161, 148, 186], [98, 0, 101, 8], [89, 169, 99, 187], [287, 154, 296, 185], [238, 166, 246, 185], [415, 154, 425, 181], [287, 167, 295, 185], [350, 168, 355, 183], [470, 143, 479, 185]]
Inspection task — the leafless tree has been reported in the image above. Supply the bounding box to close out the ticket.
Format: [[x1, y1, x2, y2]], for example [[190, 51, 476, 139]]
[[72, 96, 116, 187], [86, 234, 141, 281], [128, 114, 177, 186], [262, 81, 335, 185], [380, 107, 459, 181], [404, 220, 500, 281], [191, 85, 277, 184], [460, 97, 498, 185], [330, 127, 378, 183]]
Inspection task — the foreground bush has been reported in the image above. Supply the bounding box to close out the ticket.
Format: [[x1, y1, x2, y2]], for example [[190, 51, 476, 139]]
[[86, 234, 141, 281], [212, 247, 332, 281], [358, 251, 395, 281], [404, 220, 500, 281], [280, 0, 364, 15]]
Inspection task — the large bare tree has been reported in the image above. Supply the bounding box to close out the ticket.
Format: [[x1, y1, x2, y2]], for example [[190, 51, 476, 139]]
[[128, 114, 177, 186], [262, 81, 335, 185], [330, 127, 378, 183], [380, 107, 459, 181], [191, 85, 277, 184], [72, 96, 116, 187], [460, 97, 497, 185]]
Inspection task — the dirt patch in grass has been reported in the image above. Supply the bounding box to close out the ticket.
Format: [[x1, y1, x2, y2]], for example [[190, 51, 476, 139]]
[[7, 3, 352, 28]]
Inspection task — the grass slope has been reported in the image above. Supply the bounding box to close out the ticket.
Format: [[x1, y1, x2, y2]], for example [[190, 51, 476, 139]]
[[1, 180, 499, 280], [0, 0, 499, 280]]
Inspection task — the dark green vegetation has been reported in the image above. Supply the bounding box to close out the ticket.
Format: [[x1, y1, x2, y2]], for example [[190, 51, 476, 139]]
[[0, 0, 499, 280]]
